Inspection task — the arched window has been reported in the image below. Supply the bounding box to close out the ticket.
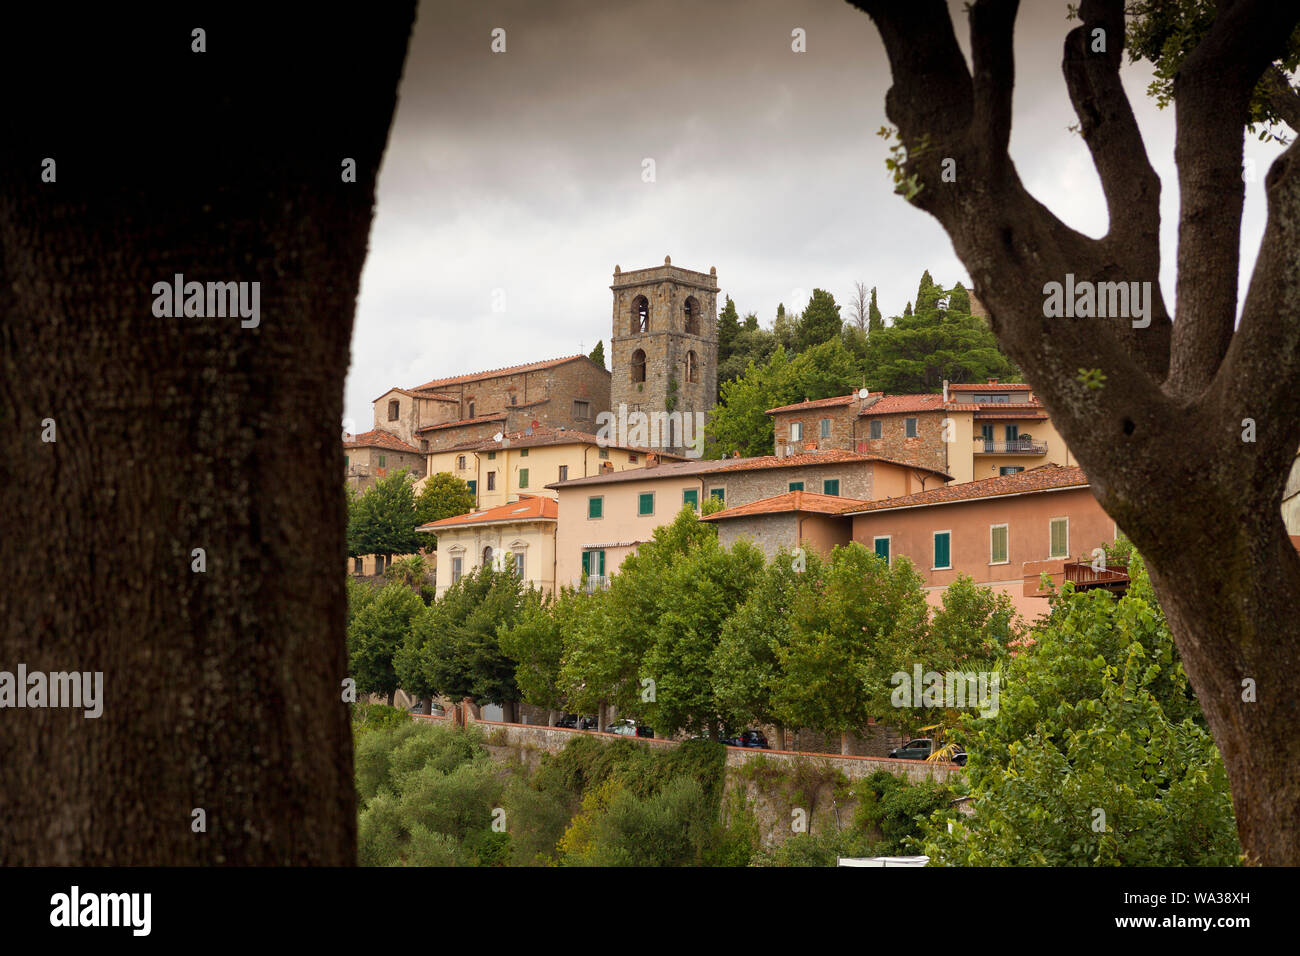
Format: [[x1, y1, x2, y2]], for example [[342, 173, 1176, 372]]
[[632, 295, 650, 334], [631, 348, 647, 383], [388, 399, 400, 421], [684, 296, 700, 336], [482, 546, 493, 567], [685, 350, 699, 384]]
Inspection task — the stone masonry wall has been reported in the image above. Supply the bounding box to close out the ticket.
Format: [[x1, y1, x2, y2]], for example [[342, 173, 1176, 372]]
[[856, 410, 950, 475]]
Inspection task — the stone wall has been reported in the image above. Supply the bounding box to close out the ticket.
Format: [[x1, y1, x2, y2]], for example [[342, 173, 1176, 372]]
[[709, 461, 877, 503], [344, 446, 426, 493], [772, 405, 859, 455], [856, 410, 950, 475]]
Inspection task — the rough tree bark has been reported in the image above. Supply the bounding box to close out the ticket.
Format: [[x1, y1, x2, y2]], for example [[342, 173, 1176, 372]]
[[0, 7, 415, 863], [850, 0, 1300, 864]]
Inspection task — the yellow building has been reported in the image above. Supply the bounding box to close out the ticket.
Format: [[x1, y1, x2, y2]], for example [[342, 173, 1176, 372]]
[[419, 495, 558, 599], [417, 426, 678, 511]]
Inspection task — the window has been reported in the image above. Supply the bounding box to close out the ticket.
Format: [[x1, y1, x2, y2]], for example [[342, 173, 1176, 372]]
[[933, 531, 952, 569], [990, 524, 1009, 564], [467, 480, 477, 496], [378, 455, 386, 468], [981, 424, 994, 443], [451, 557, 463, 585], [344, 455, 349, 469], [457, 455, 466, 469], [482, 546, 493, 567], [487, 451, 496, 460], [632, 295, 650, 334], [631, 347, 647, 383], [486, 471, 496, 491], [1005, 424, 1019, 442], [510, 394, 517, 405], [788, 481, 804, 492], [709, 488, 725, 503], [686, 350, 699, 384], [999, 466, 1023, 476], [628, 453, 638, 463], [1050, 518, 1069, 558], [420, 439, 429, 452], [790, 422, 803, 442], [388, 399, 399, 421], [822, 479, 840, 496], [638, 492, 655, 516], [353, 556, 363, 574], [873, 536, 891, 564], [519, 468, 529, 489], [520, 448, 529, 457], [820, 418, 832, 438], [905, 418, 919, 438], [683, 489, 699, 510], [467, 401, 475, 418], [869, 420, 882, 440], [581, 550, 606, 577], [558, 465, 568, 481], [573, 400, 591, 419], [588, 496, 603, 519], [684, 296, 700, 335], [974, 393, 1011, 403], [513, 552, 525, 577], [598, 448, 609, 459]]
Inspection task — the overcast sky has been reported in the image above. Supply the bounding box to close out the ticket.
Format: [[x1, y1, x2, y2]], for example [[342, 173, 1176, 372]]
[[343, 0, 1286, 430]]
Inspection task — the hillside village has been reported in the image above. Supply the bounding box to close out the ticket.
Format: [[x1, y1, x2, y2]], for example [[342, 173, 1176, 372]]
[[346, 258, 1115, 620]]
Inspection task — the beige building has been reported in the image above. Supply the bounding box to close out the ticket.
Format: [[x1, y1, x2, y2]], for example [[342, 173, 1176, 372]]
[[418, 426, 679, 511], [767, 379, 1076, 485], [547, 450, 950, 590], [419, 495, 558, 598]]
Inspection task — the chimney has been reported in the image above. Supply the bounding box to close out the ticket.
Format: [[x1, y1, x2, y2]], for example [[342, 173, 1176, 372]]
[[988, 378, 998, 385]]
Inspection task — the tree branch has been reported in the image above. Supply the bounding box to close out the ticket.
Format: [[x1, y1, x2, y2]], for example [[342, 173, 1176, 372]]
[[1168, 0, 1300, 398]]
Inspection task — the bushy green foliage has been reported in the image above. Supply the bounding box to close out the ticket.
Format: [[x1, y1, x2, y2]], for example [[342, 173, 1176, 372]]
[[852, 771, 954, 854], [351, 701, 410, 736], [348, 581, 427, 702], [348, 469, 425, 558]]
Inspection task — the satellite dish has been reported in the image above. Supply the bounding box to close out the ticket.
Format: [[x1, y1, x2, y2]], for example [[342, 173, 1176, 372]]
[[858, 388, 869, 399], [493, 432, 504, 442]]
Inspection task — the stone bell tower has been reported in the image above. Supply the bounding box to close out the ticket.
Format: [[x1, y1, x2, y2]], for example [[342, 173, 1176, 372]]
[[609, 256, 719, 456]]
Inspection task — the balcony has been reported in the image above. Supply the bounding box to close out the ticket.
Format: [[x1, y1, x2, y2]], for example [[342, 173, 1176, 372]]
[[572, 575, 611, 593], [976, 438, 1048, 455], [1064, 562, 1129, 592]]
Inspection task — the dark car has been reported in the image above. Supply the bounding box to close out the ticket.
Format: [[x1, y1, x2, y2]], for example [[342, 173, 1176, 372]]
[[890, 738, 967, 766], [556, 713, 599, 730], [605, 718, 653, 738], [724, 729, 770, 749]]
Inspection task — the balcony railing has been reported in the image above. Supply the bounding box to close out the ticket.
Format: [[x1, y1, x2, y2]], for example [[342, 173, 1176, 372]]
[[1064, 562, 1129, 590], [976, 438, 1048, 455], [572, 575, 611, 593]]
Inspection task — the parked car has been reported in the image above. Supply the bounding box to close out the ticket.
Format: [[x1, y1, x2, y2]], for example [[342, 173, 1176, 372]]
[[890, 738, 967, 766], [555, 713, 599, 730], [724, 729, 770, 749], [605, 718, 652, 738]]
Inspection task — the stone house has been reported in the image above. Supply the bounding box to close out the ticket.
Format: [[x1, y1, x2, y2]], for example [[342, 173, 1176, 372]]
[[344, 429, 425, 493]]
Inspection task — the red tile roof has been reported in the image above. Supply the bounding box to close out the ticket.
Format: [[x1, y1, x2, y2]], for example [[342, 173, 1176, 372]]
[[431, 426, 686, 459], [766, 394, 864, 414], [840, 464, 1088, 514], [859, 393, 948, 415], [946, 382, 1032, 391], [416, 413, 509, 433], [418, 494, 558, 531], [710, 450, 952, 479], [343, 429, 421, 454], [409, 355, 599, 392], [701, 490, 871, 521]]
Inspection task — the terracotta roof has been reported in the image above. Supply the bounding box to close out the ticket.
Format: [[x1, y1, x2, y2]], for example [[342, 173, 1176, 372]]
[[701, 490, 871, 521], [946, 382, 1032, 391], [343, 429, 420, 454], [430, 426, 685, 459], [412, 392, 460, 402], [859, 394, 948, 415], [840, 464, 1088, 514], [418, 494, 557, 531], [416, 413, 509, 433], [766, 394, 864, 415], [710, 450, 951, 479], [546, 457, 748, 488], [409, 355, 600, 392]]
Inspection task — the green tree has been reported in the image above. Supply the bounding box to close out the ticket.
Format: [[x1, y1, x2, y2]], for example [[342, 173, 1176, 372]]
[[796, 288, 844, 351], [498, 588, 569, 714], [774, 545, 929, 754], [716, 295, 741, 368], [588, 339, 605, 369], [868, 285, 884, 334], [385, 554, 429, 591], [348, 581, 426, 705], [413, 472, 476, 550], [350, 470, 425, 560]]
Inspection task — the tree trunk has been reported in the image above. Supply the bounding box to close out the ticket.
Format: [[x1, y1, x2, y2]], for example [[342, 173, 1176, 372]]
[[0, 7, 415, 864], [840, 731, 852, 757], [776, 725, 787, 751]]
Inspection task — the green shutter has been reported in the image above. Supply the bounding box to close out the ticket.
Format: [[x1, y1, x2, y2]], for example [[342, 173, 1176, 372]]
[[683, 489, 699, 510], [597, 550, 606, 575], [874, 537, 890, 563], [934, 532, 951, 568], [788, 481, 804, 492], [520, 448, 528, 457], [822, 479, 840, 496], [638, 492, 654, 515], [519, 468, 529, 488], [1050, 518, 1068, 557], [581, 551, 590, 576], [1006, 425, 1018, 442], [467, 480, 476, 496], [588, 496, 602, 519], [991, 525, 1008, 563], [710, 488, 725, 503]]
